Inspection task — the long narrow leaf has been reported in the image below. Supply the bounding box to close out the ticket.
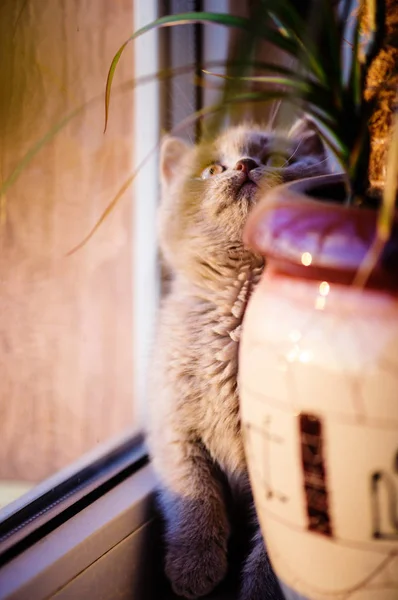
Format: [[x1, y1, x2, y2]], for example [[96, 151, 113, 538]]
[[348, 9, 362, 109], [203, 70, 334, 112], [66, 165, 145, 256], [318, 0, 344, 98], [104, 12, 257, 131], [205, 1, 269, 138], [262, 0, 326, 77], [0, 63, 220, 203], [73, 90, 321, 253], [206, 72, 344, 155], [72, 80, 351, 253], [70, 98, 256, 254], [104, 11, 323, 130], [266, 5, 326, 83]]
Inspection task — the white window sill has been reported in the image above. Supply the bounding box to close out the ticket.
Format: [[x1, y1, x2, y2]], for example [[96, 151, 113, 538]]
[[0, 458, 238, 600]]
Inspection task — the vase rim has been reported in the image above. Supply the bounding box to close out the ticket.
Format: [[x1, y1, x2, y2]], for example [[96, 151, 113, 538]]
[[244, 174, 398, 290]]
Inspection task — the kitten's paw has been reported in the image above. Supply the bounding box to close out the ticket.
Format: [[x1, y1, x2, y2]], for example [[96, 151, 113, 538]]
[[165, 537, 228, 599], [240, 571, 284, 600], [240, 541, 284, 600]]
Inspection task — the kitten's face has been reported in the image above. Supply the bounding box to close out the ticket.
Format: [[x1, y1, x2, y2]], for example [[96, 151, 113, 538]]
[[159, 122, 329, 281]]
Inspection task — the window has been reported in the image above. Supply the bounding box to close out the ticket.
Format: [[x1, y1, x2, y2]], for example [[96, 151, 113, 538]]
[[0, 0, 142, 516], [0, 0, 162, 586]]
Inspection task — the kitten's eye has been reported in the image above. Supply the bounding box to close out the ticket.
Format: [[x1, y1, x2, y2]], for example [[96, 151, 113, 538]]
[[201, 163, 225, 179], [264, 152, 289, 167]]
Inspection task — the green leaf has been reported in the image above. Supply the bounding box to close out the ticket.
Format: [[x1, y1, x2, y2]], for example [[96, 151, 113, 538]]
[[104, 12, 257, 131], [66, 164, 142, 256], [265, 1, 326, 83], [318, 0, 344, 97], [204, 71, 312, 92], [203, 69, 334, 113], [69, 99, 240, 253], [72, 92, 301, 253], [347, 11, 362, 109], [73, 76, 353, 253], [104, 10, 329, 130], [205, 1, 269, 138], [0, 63, 217, 205]]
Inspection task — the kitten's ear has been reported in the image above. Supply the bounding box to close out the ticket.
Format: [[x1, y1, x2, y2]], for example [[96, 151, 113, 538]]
[[160, 136, 190, 186], [288, 117, 325, 155]]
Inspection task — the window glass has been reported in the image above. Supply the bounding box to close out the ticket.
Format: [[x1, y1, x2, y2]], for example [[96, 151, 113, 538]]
[[0, 0, 137, 512]]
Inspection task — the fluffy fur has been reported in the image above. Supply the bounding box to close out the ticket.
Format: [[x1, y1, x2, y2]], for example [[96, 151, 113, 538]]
[[147, 121, 329, 599]]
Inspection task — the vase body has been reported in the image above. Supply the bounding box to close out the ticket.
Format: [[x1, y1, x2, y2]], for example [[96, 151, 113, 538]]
[[239, 175, 398, 600]]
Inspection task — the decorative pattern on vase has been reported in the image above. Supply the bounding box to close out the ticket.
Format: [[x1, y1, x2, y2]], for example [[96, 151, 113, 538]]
[[240, 272, 398, 600], [299, 413, 333, 538], [371, 451, 398, 541]]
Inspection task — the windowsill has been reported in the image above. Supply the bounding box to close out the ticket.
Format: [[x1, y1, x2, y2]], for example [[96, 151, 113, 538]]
[[0, 458, 239, 600]]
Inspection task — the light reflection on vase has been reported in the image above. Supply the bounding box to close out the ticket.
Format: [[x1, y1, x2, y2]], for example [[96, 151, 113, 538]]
[[240, 270, 398, 600]]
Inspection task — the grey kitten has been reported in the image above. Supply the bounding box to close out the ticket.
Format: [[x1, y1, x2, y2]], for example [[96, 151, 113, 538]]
[[148, 120, 329, 600]]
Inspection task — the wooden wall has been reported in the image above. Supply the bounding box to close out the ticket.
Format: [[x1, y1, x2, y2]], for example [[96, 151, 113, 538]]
[[0, 0, 136, 482]]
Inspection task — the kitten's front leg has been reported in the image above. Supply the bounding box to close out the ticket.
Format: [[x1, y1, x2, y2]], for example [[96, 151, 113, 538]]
[[240, 528, 284, 600], [155, 438, 230, 599]]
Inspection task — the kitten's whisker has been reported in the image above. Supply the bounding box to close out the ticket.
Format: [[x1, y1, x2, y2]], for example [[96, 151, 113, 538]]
[[282, 138, 304, 167], [269, 100, 282, 130], [308, 157, 329, 168]]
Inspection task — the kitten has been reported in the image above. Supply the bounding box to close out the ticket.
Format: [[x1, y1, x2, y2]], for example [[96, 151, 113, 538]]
[[148, 119, 329, 600]]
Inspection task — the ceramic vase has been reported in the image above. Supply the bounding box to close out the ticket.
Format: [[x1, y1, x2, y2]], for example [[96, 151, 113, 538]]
[[239, 174, 398, 600]]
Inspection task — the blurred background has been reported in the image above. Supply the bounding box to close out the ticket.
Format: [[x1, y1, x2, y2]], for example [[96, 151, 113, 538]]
[[0, 0, 136, 505]]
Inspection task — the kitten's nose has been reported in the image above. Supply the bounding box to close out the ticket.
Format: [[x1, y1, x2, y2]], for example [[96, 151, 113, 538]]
[[234, 158, 258, 175]]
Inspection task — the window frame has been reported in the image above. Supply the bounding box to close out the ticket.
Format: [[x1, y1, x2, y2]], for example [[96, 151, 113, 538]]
[[0, 432, 147, 562], [132, 0, 162, 428], [0, 0, 161, 578], [0, 444, 157, 600], [0, 0, 162, 539]]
